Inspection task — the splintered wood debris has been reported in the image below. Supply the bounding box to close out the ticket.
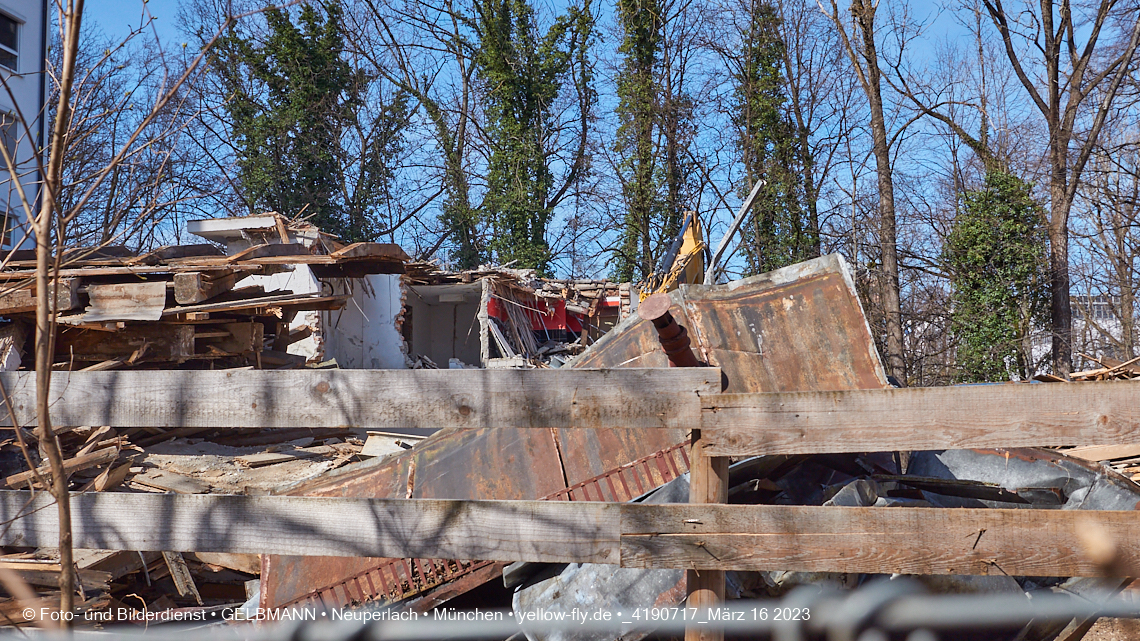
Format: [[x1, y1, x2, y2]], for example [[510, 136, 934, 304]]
[[1032, 352, 1140, 481], [0, 228, 407, 371], [0, 421, 424, 626]]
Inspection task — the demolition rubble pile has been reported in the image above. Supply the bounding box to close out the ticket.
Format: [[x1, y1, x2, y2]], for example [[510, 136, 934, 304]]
[[402, 262, 635, 368], [0, 216, 642, 626], [0, 244, 1135, 641], [0, 423, 423, 624], [0, 233, 406, 371], [1035, 354, 1140, 483]]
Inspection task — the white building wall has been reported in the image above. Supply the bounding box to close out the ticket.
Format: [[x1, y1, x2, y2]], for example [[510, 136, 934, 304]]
[[244, 265, 325, 363], [0, 0, 45, 250], [321, 274, 406, 369]]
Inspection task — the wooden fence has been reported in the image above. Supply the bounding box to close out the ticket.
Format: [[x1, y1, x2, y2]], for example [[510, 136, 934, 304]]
[[1, 368, 1138, 580]]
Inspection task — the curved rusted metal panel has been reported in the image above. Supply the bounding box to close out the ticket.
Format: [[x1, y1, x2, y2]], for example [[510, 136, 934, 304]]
[[260, 254, 889, 612]]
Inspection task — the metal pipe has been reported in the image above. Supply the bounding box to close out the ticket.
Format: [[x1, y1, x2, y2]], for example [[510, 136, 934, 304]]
[[638, 293, 700, 368]]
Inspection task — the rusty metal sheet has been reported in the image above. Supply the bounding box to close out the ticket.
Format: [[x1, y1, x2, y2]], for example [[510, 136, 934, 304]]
[[260, 253, 888, 612], [261, 427, 567, 610], [553, 427, 686, 487], [574, 254, 888, 393], [409, 428, 567, 500]]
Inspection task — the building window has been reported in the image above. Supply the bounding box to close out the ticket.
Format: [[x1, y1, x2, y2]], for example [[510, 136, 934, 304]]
[[0, 14, 17, 71], [0, 213, 11, 248], [0, 113, 15, 163]]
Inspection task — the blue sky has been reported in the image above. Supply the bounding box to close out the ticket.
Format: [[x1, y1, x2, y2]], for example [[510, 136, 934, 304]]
[[84, 0, 185, 46]]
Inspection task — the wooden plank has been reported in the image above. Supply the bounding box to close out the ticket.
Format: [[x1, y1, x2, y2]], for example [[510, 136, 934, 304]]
[[213, 322, 263, 354], [1, 493, 1136, 577], [55, 324, 195, 363], [224, 243, 310, 263], [1064, 444, 1140, 462], [0, 278, 80, 315], [83, 281, 168, 322], [162, 551, 203, 604], [0, 368, 718, 429], [235, 445, 337, 468], [160, 293, 348, 316], [0, 265, 263, 281], [687, 427, 728, 641], [0, 492, 619, 563], [0, 562, 111, 591], [620, 504, 1140, 577], [129, 469, 210, 494], [128, 244, 224, 265], [699, 382, 1140, 456], [326, 242, 410, 262], [5, 446, 118, 488], [185, 552, 261, 575], [173, 271, 240, 305]]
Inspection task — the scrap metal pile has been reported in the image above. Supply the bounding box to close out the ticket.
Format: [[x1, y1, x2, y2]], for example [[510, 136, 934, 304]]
[[509, 447, 1139, 641]]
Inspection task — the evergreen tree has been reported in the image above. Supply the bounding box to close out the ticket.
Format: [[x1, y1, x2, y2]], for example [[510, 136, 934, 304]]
[[474, 0, 592, 274], [212, 3, 407, 241], [734, 1, 814, 275], [945, 171, 1049, 382]]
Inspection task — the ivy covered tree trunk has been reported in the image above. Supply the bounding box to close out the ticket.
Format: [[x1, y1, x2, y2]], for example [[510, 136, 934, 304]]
[[946, 172, 1048, 382], [213, 2, 407, 242], [474, 0, 592, 274], [614, 0, 661, 281], [734, 0, 814, 275]]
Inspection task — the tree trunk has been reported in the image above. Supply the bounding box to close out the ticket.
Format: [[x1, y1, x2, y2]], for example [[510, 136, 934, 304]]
[[853, 0, 906, 385], [1048, 189, 1073, 376], [1117, 204, 1136, 358], [35, 0, 84, 623]]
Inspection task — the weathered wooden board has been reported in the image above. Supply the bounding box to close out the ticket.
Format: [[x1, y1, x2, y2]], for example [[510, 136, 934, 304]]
[[83, 281, 168, 322], [1, 493, 1135, 577], [0, 492, 619, 563], [173, 271, 241, 305], [0, 369, 720, 429], [55, 324, 195, 363], [699, 382, 1140, 456], [620, 503, 1140, 577], [5, 447, 119, 488], [0, 278, 80, 315], [1064, 443, 1140, 462]]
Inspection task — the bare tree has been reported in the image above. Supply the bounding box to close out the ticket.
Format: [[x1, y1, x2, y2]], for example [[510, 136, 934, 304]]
[[977, 0, 1140, 375], [0, 1, 277, 619], [1072, 130, 1140, 361], [819, 0, 906, 384]]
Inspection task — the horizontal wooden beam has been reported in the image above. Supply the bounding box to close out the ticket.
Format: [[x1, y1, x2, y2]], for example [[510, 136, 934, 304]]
[[699, 381, 1140, 455], [0, 492, 1133, 577], [620, 504, 1139, 577], [5, 373, 1136, 452], [0, 491, 619, 564], [0, 369, 720, 429]]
